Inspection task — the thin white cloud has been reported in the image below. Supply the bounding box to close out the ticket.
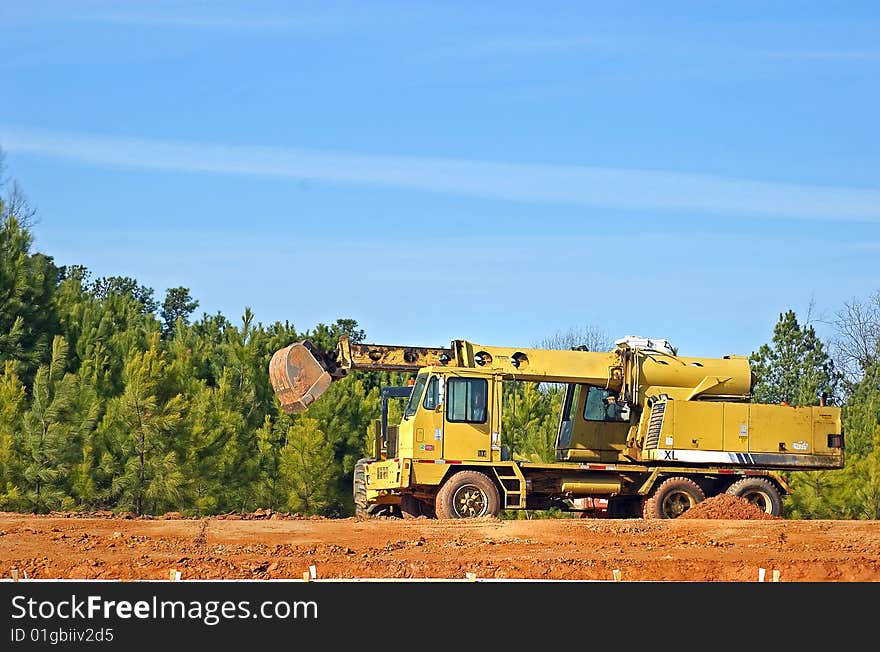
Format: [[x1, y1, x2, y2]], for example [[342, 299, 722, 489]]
[[84, 11, 309, 30], [3, 125, 879, 223], [748, 48, 880, 61], [422, 32, 880, 67], [0, 0, 423, 32]]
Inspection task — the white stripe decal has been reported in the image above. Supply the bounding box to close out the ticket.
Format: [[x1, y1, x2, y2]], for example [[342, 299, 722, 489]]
[[654, 449, 834, 467]]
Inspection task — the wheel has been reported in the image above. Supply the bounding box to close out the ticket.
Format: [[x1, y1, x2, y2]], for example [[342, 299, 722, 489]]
[[725, 477, 784, 517], [353, 458, 387, 518], [642, 476, 705, 519], [435, 471, 501, 519], [353, 458, 371, 517]]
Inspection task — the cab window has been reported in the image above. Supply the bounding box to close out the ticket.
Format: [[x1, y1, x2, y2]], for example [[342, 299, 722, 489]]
[[562, 384, 582, 422], [557, 384, 582, 448], [446, 377, 488, 423], [423, 376, 439, 410], [583, 386, 626, 422], [404, 374, 428, 418]]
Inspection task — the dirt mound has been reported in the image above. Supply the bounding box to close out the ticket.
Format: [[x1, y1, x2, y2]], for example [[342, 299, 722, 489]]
[[679, 493, 781, 520]]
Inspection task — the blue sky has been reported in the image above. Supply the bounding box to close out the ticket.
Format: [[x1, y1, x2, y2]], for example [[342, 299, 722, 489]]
[[1, 1, 878, 358]]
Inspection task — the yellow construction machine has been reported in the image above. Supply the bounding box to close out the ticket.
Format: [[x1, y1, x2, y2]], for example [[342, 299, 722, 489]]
[[269, 335, 844, 519]]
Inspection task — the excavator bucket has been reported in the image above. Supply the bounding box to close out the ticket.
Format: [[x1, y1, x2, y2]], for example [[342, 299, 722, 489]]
[[269, 341, 334, 414]]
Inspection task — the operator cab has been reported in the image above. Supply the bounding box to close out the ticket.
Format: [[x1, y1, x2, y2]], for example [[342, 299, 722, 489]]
[[556, 384, 631, 463], [400, 370, 496, 463]]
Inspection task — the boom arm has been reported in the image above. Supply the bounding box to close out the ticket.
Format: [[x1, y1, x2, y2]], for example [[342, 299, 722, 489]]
[[269, 337, 623, 413], [269, 335, 753, 414], [269, 338, 455, 413]]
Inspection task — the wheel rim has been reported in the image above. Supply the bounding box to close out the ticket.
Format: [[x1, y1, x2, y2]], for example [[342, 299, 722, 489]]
[[661, 491, 694, 518], [451, 484, 488, 518], [741, 491, 770, 512]]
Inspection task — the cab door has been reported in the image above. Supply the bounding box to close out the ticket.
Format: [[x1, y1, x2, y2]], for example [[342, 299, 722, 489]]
[[442, 375, 492, 462]]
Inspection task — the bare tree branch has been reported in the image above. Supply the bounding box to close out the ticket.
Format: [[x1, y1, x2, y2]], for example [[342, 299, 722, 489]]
[[535, 325, 612, 352], [831, 291, 880, 383], [3, 180, 38, 227]]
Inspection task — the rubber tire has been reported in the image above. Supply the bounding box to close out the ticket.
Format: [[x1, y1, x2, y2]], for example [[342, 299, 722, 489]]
[[353, 458, 372, 518], [725, 477, 784, 517], [642, 476, 706, 519], [435, 471, 501, 519], [353, 458, 392, 518]]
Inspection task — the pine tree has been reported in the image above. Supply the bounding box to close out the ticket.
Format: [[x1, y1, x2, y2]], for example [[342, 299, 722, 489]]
[[90, 275, 158, 314], [0, 361, 26, 509], [750, 310, 841, 406], [751, 310, 845, 518], [221, 308, 270, 429], [302, 376, 380, 513], [67, 355, 103, 508], [99, 336, 185, 515], [161, 287, 199, 339], [840, 360, 880, 459], [182, 369, 258, 514], [0, 214, 59, 384], [55, 266, 159, 395], [280, 417, 337, 515], [832, 359, 880, 518], [502, 382, 563, 462], [255, 414, 287, 511], [19, 337, 97, 512]]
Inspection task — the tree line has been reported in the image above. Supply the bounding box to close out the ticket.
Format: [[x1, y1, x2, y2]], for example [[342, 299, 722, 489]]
[[1, 162, 878, 518]]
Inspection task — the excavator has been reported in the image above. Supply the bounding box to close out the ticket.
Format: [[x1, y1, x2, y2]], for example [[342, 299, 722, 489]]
[[269, 335, 844, 519]]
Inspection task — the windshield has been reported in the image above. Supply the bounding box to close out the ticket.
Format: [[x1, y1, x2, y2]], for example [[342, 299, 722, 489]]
[[404, 374, 428, 418], [583, 386, 627, 422]]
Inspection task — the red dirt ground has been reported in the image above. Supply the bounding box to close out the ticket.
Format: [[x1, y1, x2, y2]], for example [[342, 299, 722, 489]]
[[3, 498, 878, 582]]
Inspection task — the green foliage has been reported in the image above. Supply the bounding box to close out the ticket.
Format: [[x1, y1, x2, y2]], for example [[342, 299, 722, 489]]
[[280, 417, 338, 515], [753, 309, 880, 519], [16, 337, 99, 512], [750, 310, 840, 406], [98, 336, 185, 515], [785, 470, 849, 519], [0, 214, 59, 384], [0, 178, 388, 516], [0, 361, 26, 509], [839, 360, 880, 459], [3, 161, 877, 521], [161, 287, 199, 339], [90, 276, 158, 315], [502, 381, 563, 462], [823, 359, 880, 519], [254, 414, 287, 511], [306, 318, 366, 351], [301, 376, 380, 513]]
